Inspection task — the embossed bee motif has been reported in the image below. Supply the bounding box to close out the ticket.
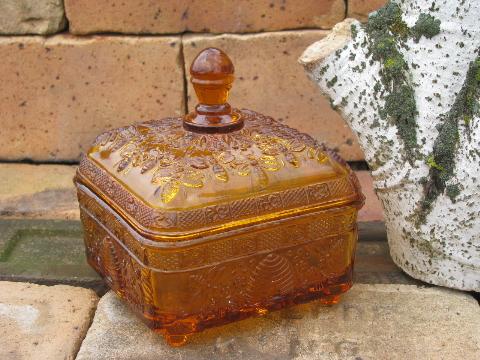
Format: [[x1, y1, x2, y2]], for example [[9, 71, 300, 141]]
[[246, 253, 295, 304]]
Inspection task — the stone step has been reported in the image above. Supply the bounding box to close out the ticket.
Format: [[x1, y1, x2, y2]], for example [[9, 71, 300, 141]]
[[0, 219, 416, 294], [0, 164, 384, 222], [0, 163, 390, 291], [76, 285, 480, 360], [0, 163, 78, 220], [0, 281, 98, 360], [0, 219, 102, 292]]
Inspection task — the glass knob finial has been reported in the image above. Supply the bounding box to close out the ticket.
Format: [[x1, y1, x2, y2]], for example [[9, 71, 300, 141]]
[[184, 48, 243, 133]]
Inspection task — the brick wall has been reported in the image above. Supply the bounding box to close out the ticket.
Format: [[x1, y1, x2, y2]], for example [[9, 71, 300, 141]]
[[0, 0, 385, 162]]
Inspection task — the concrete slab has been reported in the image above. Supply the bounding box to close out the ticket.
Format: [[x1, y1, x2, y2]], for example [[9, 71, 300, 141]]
[[76, 285, 480, 359], [0, 219, 102, 291], [0, 281, 98, 360]]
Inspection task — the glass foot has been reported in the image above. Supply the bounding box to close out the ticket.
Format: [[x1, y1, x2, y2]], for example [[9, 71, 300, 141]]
[[164, 333, 189, 347], [319, 294, 340, 305]]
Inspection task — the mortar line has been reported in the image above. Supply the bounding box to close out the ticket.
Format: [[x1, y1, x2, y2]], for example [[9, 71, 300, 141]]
[[179, 34, 189, 115], [0, 27, 334, 40]]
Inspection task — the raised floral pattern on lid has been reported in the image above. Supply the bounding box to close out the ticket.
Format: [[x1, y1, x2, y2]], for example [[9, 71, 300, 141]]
[[88, 110, 338, 206]]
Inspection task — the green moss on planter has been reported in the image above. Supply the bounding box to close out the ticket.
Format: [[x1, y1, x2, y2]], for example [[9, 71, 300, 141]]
[[412, 13, 441, 41], [363, 1, 420, 160], [432, 117, 459, 184], [418, 57, 480, 223], [384, 56, 405, 72], [446, 184, 461, 202], [384, 85, 418, 151], [361, 2, 444, 162], [351, 24, 358, 40], [433, 57, 479, 179], [326, 75, 338, 88], [426, 155, 444, 171], [318, 64, 329, 76], [366, 2, 408, 39]]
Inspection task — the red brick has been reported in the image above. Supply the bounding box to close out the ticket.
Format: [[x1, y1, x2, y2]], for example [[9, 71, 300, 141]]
[[356, 171, 384, 222], [348, 0, 387, 22], [0, 35, 184, 161], [65, 0, 345, 34]]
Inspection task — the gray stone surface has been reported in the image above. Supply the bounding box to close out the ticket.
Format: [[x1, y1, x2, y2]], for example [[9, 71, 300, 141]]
[[0, 219, 410, 293], [0, 164, 79, 220], [76, 285, 480, 360], [0, 0, 66, 35], [0, 219, 102, 291], [0, 281, 98, 360], [354, 232, 421, 285]]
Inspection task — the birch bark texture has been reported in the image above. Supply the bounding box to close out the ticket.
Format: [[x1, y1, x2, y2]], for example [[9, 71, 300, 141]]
[[300, 0, 480, 291]]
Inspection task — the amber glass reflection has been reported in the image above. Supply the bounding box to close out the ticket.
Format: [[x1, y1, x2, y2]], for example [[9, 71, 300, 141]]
[[79, 184, 358, 346], [76, 47, 364, 346]]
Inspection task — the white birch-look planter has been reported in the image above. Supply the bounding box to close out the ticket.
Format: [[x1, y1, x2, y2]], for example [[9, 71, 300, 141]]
[[300, 0, 480, 291]]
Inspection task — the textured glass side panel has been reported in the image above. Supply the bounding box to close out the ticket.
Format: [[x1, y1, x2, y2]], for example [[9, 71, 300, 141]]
[[79, 190, 356, 341]]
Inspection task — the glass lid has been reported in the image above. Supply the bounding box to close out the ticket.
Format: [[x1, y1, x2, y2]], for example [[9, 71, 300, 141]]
[[76, 48, 363, 238]]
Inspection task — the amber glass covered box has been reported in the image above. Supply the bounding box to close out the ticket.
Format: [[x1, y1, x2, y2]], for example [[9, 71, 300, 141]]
[[75, 48, 364, 345]]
